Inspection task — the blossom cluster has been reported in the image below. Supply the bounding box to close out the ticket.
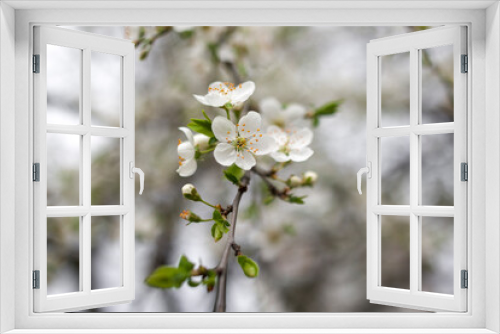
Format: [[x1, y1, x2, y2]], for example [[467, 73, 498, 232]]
[[177, 81, 315, 176]]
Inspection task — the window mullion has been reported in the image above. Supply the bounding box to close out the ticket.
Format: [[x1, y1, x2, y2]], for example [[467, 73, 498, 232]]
[[409, 48, 420, 294], [82, 47, 91, 294]]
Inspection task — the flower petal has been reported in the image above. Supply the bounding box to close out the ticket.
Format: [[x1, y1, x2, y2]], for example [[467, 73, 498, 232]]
[[235, 149, 256, 170], [270, 151, 290, 162], [214, 143, 237, 166], [193, 94, 208, 105], [178, 127, 194, 145], [247, 135, 277, 156], [289, 147, 314, 162], [212, 116, 237, 142], [231, 81, 255, 104], [209, 81, 228, 90], [267, 125, 288, 147], [177, 158, 197, 177], [178, 142, 195, 160], [238, 111, 262, 136], [285, 103, 307, 120], [288, 128, 313, 149], [259, 97, 282, 116], [204, 93, 230, 107]]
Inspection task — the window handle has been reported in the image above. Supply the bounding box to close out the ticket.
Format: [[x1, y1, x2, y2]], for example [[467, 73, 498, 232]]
[[357, 162, 372, 195], [129, 162, 145, 195]]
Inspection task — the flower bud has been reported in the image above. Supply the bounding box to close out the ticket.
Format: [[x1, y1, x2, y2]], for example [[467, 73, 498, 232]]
[[182, 183, 202, 201], [303, 171, 318, 185], [237, 255, 259, 278], [289, 175, 302, 187], [194, 134, 210, 151], [179, 210, 202, 223]]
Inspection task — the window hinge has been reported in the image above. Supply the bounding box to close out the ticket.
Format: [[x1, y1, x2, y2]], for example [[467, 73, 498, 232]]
[[33, 163, 40, 182], [461, 270, 468, 289], [33, 54, 40, 73], [33, 270, 40, 289], [461, 162, 468, 181], [461, 54, 468, 73]]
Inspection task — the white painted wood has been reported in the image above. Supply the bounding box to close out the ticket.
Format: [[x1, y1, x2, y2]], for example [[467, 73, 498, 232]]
[[3, 0, 497, 10], [1, 330, 498, 334], [0, 2, 17, 333], [485, 3, 500, 333], [8, 5, 489, 333], [33, 26, 135, 313], [366, 26, 468, 312], [46, 124, 130, 138]]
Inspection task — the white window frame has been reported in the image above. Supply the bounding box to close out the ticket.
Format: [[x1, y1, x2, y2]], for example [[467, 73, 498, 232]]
[[1, 1, 499, 333], [33, 26, 136, 312]]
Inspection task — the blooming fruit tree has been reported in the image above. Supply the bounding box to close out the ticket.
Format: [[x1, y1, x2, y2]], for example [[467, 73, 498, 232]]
[[145, 81, 341, 312]]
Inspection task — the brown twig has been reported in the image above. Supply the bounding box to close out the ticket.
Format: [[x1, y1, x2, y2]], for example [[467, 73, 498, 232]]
[[213, 172, 250, 312], [251, 166, 290, 200]]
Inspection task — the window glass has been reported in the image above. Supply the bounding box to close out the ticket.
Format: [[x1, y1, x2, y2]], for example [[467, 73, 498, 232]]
[[46, 44, 81, 125], [381, 215, 410, 290], [47, 217, 80, 295], [91, 52, 122, 127], [381, 52, 410, 127], [47, 133, 81, 206], [421, 45, 454, 124], [91, 216, 122, 289]]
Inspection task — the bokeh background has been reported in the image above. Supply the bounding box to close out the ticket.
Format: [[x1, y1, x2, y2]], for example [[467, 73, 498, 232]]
[[45, 26, 454, 312]]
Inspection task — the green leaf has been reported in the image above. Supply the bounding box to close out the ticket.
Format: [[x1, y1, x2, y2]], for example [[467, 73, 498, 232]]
[[224, 172, 240, 185], [178, 255, 195, 273], [312, 100, 342, 127], [202, 270, 217, 292], [287, 195, 307, 205], [201, 109, 211, 122], [145, 266, 188, 289], [209, 137, 217, 146], [237, 255, 259, 278], [224, 164, 244, 185], [210, 218, 229, 242], [187, 278, 201, 287], [187, 118, 214, 138], [212, 209, 223, 222]]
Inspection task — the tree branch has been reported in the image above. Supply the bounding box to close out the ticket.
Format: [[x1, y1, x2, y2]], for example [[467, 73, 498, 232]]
[[213, 172, 250, 312], [251, 166, 290, 200]]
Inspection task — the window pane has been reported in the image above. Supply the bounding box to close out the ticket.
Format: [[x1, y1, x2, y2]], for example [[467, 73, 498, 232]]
[[91, 51, 121, 127], [91, 137, 121, 205], [47, 133, 80, 206], [47, 217, 80, 295], [46, 45, 81, 125], [421, 217, 454, 294], [91, 216, 122, 289], [381, 215, 410, 290], [381, 136, 410, 205], [421, 133, 454, 206], [421, 45, 454, 124], [380, 52, 410, 127]]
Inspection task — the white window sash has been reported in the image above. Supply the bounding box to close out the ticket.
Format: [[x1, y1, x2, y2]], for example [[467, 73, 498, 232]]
[[366, 26, 467, 312], [32, 26, 136, 312]]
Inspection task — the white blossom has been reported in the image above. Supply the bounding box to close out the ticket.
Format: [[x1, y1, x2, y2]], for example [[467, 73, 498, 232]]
[[289, 175, 302, 187], [260, 97, 307, 129], [181, 183, 196, 196], [177, 127, 199, 177], [304, 171, 318, 184], [194, 81, 255, 108], [267, 125, 314, 162], [193, 133, 210, 151], [212, 111, 277, 170]]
